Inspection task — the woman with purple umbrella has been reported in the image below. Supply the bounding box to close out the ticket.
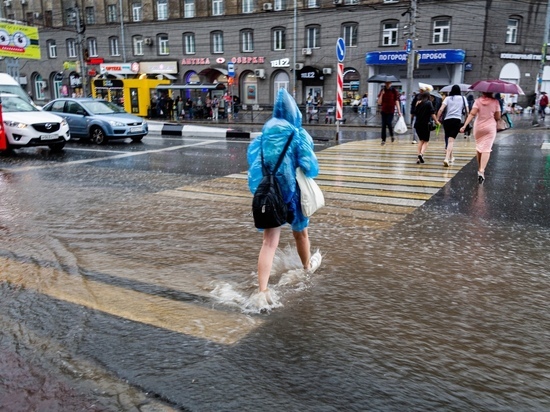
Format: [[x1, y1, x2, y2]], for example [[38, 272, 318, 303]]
[[460, 92, 501, 184]]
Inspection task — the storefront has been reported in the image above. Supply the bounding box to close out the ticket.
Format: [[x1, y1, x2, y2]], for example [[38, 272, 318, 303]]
[[297, 66, 325, 104], [91, 61, 175, 116], [366, 49, 466, 106]]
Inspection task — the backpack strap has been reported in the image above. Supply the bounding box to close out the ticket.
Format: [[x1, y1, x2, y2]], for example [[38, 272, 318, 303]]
[[260, 130, 295, 176]]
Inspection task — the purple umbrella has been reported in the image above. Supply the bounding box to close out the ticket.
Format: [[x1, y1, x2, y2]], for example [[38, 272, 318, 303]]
[[469, 79, 524, 95]]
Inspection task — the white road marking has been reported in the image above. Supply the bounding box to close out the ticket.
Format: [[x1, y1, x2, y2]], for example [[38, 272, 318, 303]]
[[1, 140, 222, 173]]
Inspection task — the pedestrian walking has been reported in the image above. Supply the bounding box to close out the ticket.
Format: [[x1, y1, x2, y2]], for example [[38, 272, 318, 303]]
[[377, 81, 401, 145], [437, 85, 469, 167], [538, 91, 548, 120], [247, 88, 322, 307], [460, 92, 501, 184], [413, 91, 440, 164]]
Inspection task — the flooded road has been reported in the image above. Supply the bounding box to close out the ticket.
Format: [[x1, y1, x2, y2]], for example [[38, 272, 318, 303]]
[[0, 124, 549, 411]]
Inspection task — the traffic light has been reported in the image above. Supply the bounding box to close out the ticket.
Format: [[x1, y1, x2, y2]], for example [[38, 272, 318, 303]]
[[84, 48, 89, 60], [228, 77, 234, 85]]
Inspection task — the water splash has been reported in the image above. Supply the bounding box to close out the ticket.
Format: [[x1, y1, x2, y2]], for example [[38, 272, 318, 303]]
[[209, 245, 323, 314]]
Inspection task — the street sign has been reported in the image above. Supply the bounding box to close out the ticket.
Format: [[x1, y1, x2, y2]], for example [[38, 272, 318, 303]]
[[336, 63, 344, 120], [336, 38, 346, 63], [228, 62, 235, 77], [406, 39, 412, 53]]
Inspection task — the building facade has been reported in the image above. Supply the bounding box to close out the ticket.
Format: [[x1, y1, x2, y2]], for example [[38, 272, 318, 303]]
[[2, 0, 547, 111]]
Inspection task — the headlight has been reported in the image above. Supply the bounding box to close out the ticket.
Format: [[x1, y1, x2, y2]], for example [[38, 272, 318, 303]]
[[61, 119, 68, 127], [4, 120, 28, 128], [109, 120, 126, 127]]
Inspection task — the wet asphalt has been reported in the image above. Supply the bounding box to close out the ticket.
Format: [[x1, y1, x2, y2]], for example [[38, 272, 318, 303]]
[[0, 114, 549, 411]]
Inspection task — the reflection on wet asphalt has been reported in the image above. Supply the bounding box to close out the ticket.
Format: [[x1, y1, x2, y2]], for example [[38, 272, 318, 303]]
[[0, 120, 549, 411]]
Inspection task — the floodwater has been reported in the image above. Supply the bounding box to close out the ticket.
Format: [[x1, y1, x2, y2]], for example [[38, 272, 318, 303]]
[[0, 124, 549, 411]]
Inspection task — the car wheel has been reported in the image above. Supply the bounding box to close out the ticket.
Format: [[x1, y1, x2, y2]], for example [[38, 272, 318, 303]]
[[48, 142, 66, 152], [131, 135, 144, 142], [91, 127, 108, 145]]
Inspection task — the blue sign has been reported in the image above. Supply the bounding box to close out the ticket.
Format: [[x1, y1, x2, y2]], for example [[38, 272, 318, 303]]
[[406, 39, 413, 53], [366, 49, 466, 65], [336, 38, 346, 62], [227, 62, 235, 77]]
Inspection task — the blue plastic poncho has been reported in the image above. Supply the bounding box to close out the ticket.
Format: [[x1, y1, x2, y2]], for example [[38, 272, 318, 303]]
[[248, 88, 319, 232]]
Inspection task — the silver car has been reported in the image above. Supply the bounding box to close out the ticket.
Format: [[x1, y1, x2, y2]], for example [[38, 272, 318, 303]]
[[42, 98, 148, 145]]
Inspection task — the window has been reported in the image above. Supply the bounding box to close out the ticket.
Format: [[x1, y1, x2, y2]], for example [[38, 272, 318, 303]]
[[88, 38, 98, 57], [34, 75, 45, 101], [212, 0, 224, 16], [383, 0, 398, 3], [65, 8, 76, 25], [243, 0, 253, 13], [85, 7, 95, 24], [183, 32, 195, 54], [307, 0, 319, 8], [345, 0, 359, 4], [212, 31, 224, 53], [132, 2, 142, 22], [184, 0, 195, 18], [506, 18, 519, 44], [306, 25, 320, 49], [382, 21, 398, 46], [158, 34, 169, 55], [432, 19, 450, 44], [44, 10, 53, 27], [107, 4, 118, 23], [133, 35, 144, 55], [274, 0, 286, 10], [67, 39, 76, 58], [241, 30, 254, 52], [342, 23, 358, 47], [273, 27, 285, 50], [26, 12, 35, 26], [47, 40, 57, 58], [157, 0, 168, 20], [109, 36, 120, 56]]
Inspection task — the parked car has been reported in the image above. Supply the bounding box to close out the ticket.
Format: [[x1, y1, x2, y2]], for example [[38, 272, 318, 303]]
[[1, 93, 70, 152], [42, 98, 148, 145]]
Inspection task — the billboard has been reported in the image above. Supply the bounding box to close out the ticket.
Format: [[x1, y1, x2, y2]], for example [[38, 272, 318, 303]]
[[0, 22, 40, 59]]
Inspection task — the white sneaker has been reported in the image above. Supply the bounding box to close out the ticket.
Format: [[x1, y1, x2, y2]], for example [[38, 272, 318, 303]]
[[443, 159, 450, 167], [308, 250, 322, 274], [451, 157, 455, 163]]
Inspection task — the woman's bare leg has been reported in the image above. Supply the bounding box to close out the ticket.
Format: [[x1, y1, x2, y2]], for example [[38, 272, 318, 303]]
[[479, 152, 491, 173], [257, 227, 282, 292], [293, 229, 311, 270], [446, 137, 455, 160]]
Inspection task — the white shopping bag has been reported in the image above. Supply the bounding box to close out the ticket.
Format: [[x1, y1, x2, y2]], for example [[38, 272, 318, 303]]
[[394, 115, 407, 134]]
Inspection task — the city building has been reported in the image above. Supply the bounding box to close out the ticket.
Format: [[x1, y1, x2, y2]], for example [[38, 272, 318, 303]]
[[1, 0, 547, 114]]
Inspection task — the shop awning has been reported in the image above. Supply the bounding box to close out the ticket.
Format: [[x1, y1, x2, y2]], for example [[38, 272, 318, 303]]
[[156, 83, 226, 90]]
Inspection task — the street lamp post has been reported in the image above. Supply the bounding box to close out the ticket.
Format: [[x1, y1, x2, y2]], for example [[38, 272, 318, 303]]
[[533, 0, 550, 126], [405, 0, 417, 126], [292, 0, 297, 99]]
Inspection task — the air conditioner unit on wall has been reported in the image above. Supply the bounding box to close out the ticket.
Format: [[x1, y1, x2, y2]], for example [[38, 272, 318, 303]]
[[302, 48, 312, 56], [254, 69, 265, 79], [323, 68, 332, 75], [295, 63, 304, 70], [144, 37, 153, 46], [263, 3, 273, 11], [4, 0, 11, 7], [333, 0, 343, 5]]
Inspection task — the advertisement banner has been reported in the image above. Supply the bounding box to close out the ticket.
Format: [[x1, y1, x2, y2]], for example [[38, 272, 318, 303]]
[[0, 22, 40, 59]]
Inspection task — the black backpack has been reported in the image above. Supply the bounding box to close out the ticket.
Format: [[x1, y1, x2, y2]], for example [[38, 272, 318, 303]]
[[252, 132, 294, 229]]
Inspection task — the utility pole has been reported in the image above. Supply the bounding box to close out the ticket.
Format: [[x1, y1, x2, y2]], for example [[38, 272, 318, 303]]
[[533, 0, 550, 126], [405, 0, 417, 126], [75, 4, 88, 96], [120, 0, 126, 62]]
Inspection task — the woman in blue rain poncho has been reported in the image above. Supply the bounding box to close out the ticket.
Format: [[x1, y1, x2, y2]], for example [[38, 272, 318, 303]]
[[248, 88, 322, 296]]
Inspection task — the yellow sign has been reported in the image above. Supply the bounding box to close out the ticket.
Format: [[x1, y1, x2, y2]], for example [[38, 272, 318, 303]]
[[0, 22, 40, 59]]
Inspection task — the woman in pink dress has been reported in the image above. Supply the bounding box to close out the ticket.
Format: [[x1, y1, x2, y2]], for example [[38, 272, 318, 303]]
[[460, 92, 501, 184]]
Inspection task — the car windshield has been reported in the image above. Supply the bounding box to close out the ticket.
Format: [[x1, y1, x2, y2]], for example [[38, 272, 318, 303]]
[[0, 86, 33, 104], [80, 100, 127, 115], [1, 96, 39, 112]]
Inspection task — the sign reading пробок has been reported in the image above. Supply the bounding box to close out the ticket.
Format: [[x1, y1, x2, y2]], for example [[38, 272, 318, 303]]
[[0, 22, 40, 59]]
